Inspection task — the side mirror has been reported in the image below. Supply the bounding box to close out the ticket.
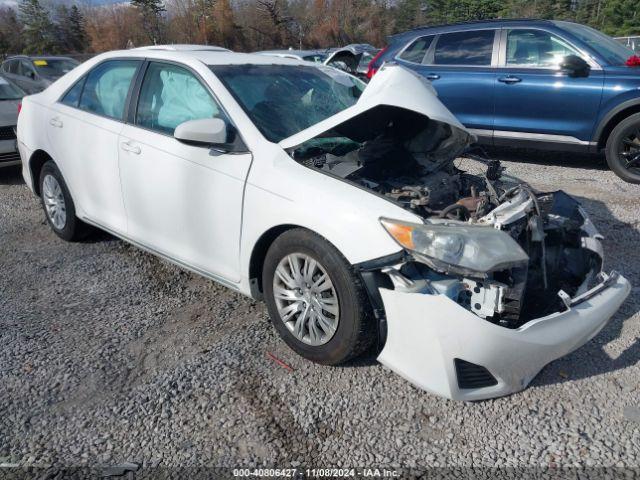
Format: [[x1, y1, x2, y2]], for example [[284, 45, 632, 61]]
[[174, 118, 228, 146], [559, 55, 590, 78]]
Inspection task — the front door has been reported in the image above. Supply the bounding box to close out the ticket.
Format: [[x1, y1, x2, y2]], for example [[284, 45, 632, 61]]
[[118, 61, 252, 283], [493, 28, 604, 144]]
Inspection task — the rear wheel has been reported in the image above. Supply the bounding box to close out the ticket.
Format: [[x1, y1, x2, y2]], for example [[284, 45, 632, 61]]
[[39, 161, 87, 241], [605, 113, 640, 184], [262, 229, 375, 365]]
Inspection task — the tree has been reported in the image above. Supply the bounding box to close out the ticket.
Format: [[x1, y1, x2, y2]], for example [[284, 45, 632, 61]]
[[131, 0, 166, 44], [600, 0, 640, 36], [55, 5, 88, 53], [0, 8, 25, 55], [67, 5, 88, 52], [395, 0, 428, 31], [19, 0, 57, 54]]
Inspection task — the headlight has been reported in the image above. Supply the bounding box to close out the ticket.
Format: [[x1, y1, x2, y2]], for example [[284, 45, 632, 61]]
[[380, 218, 529, 276]]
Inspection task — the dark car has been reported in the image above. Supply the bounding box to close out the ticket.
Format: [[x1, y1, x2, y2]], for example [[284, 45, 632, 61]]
[[0, 55, 79, 94], [0, 74, 24, 168], [368, 19, 640, 183]]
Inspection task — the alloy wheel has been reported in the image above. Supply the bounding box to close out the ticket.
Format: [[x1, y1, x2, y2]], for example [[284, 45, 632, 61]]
[[618, 125, 640, 175], [272, 253, 339, 346], [42, 174, 67, 230]]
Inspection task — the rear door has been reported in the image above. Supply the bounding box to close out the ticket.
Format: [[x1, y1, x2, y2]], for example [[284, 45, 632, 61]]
[[46, 59, 141, 234], [492, 28, 604, 146], [399, 29, 498, 140]]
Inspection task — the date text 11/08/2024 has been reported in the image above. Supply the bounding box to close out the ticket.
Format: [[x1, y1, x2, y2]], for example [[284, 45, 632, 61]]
[[232, 468, 400, 477]]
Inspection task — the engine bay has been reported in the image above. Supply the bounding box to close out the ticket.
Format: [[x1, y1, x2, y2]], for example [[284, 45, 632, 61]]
[[290, 124, 604, 329]]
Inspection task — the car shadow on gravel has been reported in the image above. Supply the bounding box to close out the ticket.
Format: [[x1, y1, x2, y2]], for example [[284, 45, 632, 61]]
[[532, 193, 640, 389], [482, 146, 608, 171]]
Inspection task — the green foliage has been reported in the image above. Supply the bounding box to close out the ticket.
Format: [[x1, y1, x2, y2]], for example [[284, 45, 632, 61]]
[[390, 0, 639, 37], [131, 0, 166, 44], [601, 0, 640, 36], [0, 7, 24, 55], [1, 0, 638, 54], [55, 5, 88, 53], [19, 0, 57, 54]]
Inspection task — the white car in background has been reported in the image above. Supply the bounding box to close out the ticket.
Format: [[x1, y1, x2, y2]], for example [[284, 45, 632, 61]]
[[17, 48, 630, 400]]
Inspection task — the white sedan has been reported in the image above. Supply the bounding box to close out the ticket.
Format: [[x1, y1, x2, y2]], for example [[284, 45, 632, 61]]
[[17, 48, 631, 400]]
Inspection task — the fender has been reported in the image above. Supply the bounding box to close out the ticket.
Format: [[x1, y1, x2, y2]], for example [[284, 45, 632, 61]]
[[592, 97, 640, 148]]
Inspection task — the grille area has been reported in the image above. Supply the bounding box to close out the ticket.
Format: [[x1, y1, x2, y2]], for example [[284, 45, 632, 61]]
[[454, 358, 498, 389], [0, 151, 20, 163], [0, 126, 16, 141]]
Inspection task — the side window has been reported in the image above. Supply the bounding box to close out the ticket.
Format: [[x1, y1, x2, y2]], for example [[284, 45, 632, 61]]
[[506, 29, 580, 68], [433, 30, 495, 66], [78, 60, 140, 120], [61, 77, 85, 107], [135, 62, 226, 136], [398, 35, 434, 64], [19, 60, 35, 78], [1, 60, 13, 73]]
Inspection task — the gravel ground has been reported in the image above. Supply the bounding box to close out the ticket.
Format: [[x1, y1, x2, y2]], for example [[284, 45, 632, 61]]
[[1, 150, 639, 474]]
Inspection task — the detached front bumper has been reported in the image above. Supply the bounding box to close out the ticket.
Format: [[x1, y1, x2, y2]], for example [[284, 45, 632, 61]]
[[377, 271, 630, 401]]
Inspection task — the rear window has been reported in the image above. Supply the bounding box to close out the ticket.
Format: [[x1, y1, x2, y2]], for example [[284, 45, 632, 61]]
[[398, 36, 434, 64], [433, 30, 495, 66], [3, 60, 19, 74], [33, 59, 79, 78], [0, 76, 24, 100]]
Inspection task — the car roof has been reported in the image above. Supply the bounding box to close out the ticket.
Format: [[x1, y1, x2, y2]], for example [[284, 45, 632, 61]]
[[92, 49, 312, 67], [133, 44, 230, 52], [3, 55, 78, 61], [257, 49, 327, 57], [390, 18, 559, 40]]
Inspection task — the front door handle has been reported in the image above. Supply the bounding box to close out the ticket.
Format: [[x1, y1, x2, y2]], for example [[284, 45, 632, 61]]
[[498, 76, 522, 84], [49, 117, 63, 128], [120, 141, 141, 155], [425, 73, 440, 80]]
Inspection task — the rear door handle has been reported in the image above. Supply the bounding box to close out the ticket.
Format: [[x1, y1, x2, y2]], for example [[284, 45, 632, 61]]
[[49, 117, 63, 128], [425, 73, 440, 80], [120, 141, 141, 155], [498, 76, 522, 84]]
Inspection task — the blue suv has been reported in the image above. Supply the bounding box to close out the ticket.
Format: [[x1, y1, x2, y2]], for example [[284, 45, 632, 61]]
[[368, 19, 640, 183]]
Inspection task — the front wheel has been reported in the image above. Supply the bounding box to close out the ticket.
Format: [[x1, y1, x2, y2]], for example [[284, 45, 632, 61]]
[[605, 112, 640, 184], [262, 229, 375, 365]]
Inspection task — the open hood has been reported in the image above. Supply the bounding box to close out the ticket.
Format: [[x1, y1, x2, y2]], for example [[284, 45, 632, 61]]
[[279, 64, 475, 160]]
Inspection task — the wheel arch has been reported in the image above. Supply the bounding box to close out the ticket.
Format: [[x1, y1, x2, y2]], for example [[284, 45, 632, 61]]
[[28, 149, 54, 196], [596, 100, 640, 149], [248, 224, 300, 299]]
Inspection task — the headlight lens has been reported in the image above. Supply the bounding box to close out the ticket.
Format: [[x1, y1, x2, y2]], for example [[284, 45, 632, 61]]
[[381, 218, 529, 275]]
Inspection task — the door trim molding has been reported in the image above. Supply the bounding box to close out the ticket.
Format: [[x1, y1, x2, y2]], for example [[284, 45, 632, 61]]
[[468, 128, 597, 146]]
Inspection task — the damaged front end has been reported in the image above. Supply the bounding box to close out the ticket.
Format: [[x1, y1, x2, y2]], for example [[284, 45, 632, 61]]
[[281, 64, 631, 400]]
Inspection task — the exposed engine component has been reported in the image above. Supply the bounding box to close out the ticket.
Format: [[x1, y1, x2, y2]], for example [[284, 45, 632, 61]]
[[460, 279, 507, 319], [292, 123, 604, 329], [299, 147, 496, 218]]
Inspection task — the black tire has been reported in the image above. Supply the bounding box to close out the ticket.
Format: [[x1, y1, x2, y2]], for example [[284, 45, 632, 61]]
[[39, 161, 88, 241], [262, 228, 375, 365], [605, 112, 640, 184]]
